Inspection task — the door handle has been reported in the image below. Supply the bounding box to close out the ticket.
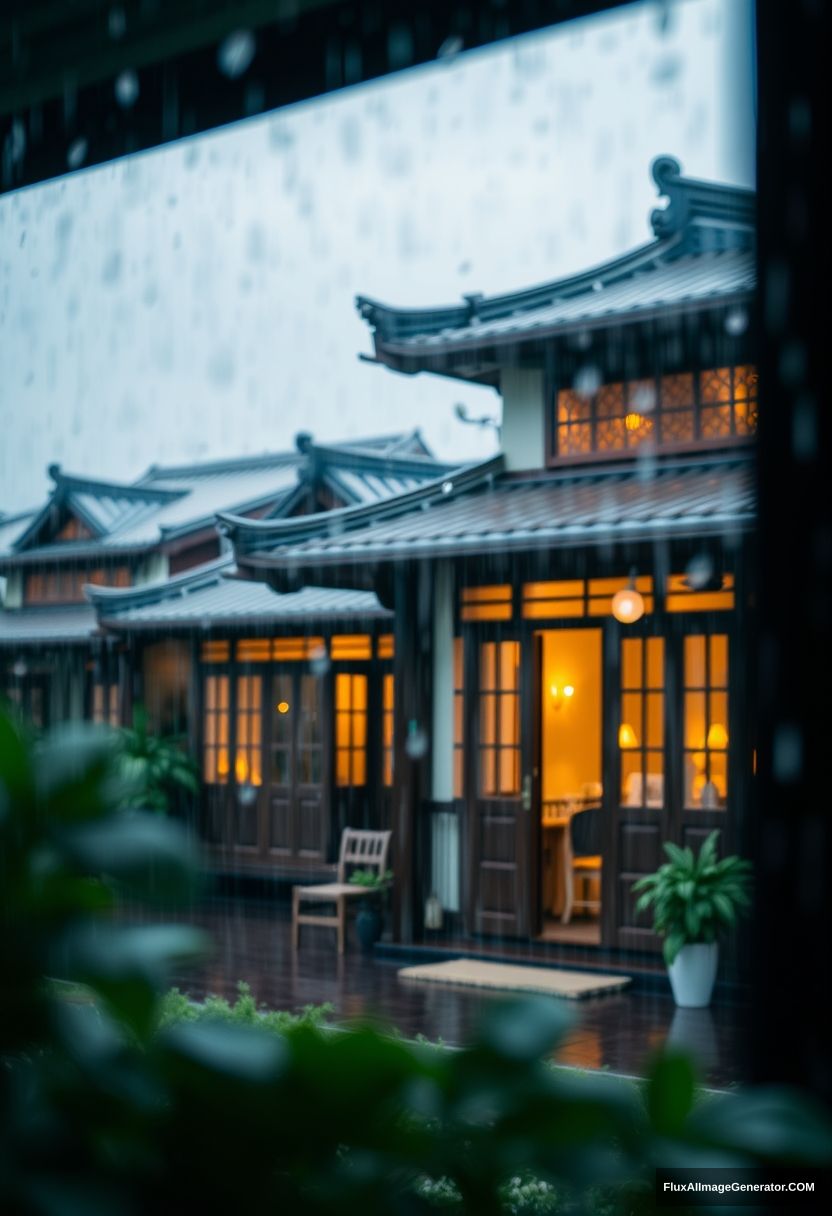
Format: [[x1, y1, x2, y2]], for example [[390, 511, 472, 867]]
[[521, 774, 532, 811]]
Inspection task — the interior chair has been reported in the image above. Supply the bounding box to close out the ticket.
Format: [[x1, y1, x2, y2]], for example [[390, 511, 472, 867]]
[[292, 828, 392, 954], [561, 806, 604, 926]]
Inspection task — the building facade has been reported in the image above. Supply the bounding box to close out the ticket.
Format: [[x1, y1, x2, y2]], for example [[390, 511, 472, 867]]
[[223, 157, 757, 956]]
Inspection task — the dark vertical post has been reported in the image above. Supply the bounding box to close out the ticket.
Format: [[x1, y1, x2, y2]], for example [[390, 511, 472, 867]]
[[392, 561, 433, 942], [752, 0, 832, 1100]]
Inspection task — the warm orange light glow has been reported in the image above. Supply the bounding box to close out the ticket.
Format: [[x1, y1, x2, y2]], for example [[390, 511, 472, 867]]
[[235, 755, 249, 783], [277, 701, 290, 714], [707, 722, 729, 749], [611, 587, 645, 624], [618, 723, 638, 749], [624, 412, 643, 431]]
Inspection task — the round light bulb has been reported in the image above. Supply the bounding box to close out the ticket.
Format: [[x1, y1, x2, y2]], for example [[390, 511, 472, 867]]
[[612, 587, 645, 624], [563, 685, 574, 698], [277, 701, 290, 714]]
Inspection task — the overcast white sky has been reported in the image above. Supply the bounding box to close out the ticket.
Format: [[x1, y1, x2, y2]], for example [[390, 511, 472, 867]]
[[0, 0, 753, 513]]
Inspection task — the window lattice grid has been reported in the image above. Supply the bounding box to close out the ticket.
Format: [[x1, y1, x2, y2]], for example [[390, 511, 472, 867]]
[[382, 673, 394, 787], [235, 674, 263, 786], [683, 634, 729, 810], [335, 672, 367, 787], [478, 640, 521, 797], [203, 674, 230, 785], [619, 637, 665, 808], [555, 364, 757, 458]]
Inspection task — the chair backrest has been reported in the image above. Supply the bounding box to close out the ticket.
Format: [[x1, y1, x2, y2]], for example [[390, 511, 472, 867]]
[[569, 806, 605, 858], [337, 828, 392, 882]]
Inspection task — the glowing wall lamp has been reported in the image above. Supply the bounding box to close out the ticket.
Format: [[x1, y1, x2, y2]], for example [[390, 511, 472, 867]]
[[549, 683, 575, 711], [611, 570, 645, 625], [707, 722, 729, 749], [618, 722, 639, 749]]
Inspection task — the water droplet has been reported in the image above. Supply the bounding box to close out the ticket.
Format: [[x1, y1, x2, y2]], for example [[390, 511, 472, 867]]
[[441, 481, 454, 495], [405, 724, 428, 760], [218, 30, 256, 79], [724, 307, 748, 336], [12, 659, 28, 679], [6, 119, 26, 165], [115, 69, 139, 108], [67, 138, 88, 170], [237, 783, 257, 807], [685, 553, 714, 590], [310, 644, 330, 677], [573, 365, 602, 396], [437, 35, 464, 61], [630, 382, 656, 413]]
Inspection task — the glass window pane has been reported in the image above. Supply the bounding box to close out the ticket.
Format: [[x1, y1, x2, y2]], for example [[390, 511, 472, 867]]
[[620, 752, 643, 806], [685, 692, 707, 749], [685, 636, 707, 687], [710, 635, 728, 687], [480, 748, 496, 795], [621, 639, 642, 690], [646, 692, 664, 749], [646, 637, 664, 689]]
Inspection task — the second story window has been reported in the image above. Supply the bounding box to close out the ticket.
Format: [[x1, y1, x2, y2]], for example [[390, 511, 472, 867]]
[[554, 365, 757, 460]]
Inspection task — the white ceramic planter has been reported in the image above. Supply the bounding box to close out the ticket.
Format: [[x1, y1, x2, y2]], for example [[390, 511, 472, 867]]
[[667, 942, 719, 1008]]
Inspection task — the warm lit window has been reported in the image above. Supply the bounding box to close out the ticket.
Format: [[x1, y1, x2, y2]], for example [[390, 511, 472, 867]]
[[555, 365, 757, 458], [382, 673, 394, 787], [453, 637, 464, 799], [331, 634, 372, 660], [201, 640, 231, 663], [461, 585, 513, 622], [236, 639, 271, 663], [92, 682, 120, 727], [619, 638, 665, 808], [665, 573, 735, 612], [479, 640, 520, 796], [684, 635, 729, 810], [523, 577, 653, 619], [203, 674, 230, 784], [336, 673, 367, 786], [235, 675, 262, 786], [377, 634, 395, 659], [273, 637, 325, 660]]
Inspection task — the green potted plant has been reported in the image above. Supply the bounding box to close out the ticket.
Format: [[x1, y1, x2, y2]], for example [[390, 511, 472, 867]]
[[349, 868, 393, 951], [632, 831, 752, 1008], [117, 705, 200, 815]]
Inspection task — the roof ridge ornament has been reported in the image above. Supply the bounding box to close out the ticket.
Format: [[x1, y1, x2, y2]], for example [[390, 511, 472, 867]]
[[649, 154, 755, 252]]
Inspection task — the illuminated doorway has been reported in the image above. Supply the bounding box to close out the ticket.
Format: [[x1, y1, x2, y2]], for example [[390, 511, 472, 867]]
[[538, 628, 603, 946]]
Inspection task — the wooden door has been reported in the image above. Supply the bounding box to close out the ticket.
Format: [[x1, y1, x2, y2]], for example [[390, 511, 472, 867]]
[[267, 670, 327, 865], [467, 636, 530, 937]]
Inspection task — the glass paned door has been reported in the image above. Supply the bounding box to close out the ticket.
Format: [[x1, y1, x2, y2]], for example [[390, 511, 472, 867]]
[[268, 670, 326, 863]]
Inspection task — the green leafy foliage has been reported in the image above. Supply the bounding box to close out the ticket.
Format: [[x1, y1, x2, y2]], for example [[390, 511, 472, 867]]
[[1, 711, 829, 1216], [157, 981, 333, 1034], [349, 866, 394, 890], [632, 831, 753, 964], [116, 704, 200, 814]]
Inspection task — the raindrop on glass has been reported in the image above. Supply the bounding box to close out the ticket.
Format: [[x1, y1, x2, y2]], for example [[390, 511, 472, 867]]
[[573, 365, 602, 396], [218, 30, 256, 79], [67, 138, 88, 170], [237, 783, 257, 807], [405, 725, 428, 760], [310, 644, 331, 677], [441, 480, 454, 495], [115, 70, 140, 108], [12, 659, 28, 679], [437, 35, 464, 62], [630, 382, 656, 413], [108, 6, 127, 40], [685, 553, 714, 590], [7, 119, 26, 164], [724, 307, 748, 337]]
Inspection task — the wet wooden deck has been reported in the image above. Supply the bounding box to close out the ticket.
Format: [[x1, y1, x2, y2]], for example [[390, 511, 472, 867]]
[[168, 899, 749, 1088]]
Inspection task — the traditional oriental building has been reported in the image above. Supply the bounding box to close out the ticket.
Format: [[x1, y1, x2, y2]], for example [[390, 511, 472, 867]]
[[0, 434, 448, 876], [222, 157, 756, 956]]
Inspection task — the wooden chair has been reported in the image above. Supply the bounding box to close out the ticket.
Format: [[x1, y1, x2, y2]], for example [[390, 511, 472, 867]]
[[561, 806, 603, 926], [292, 828, 392, 954]]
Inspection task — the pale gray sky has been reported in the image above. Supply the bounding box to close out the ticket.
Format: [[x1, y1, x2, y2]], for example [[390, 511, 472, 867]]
[[0, 0, 753, 512]]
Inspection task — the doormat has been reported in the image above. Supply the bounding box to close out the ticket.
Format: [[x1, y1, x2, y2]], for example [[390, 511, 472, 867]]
[[398, 958, 631, 1000]]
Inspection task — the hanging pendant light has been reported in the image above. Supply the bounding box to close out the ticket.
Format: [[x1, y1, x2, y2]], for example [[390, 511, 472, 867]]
[[612, 568, 645, 624]]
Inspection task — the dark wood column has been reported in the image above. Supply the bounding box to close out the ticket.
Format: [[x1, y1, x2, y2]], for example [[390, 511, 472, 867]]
[[752, 0, 832, 1100], [391, 562, 433, 943]]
